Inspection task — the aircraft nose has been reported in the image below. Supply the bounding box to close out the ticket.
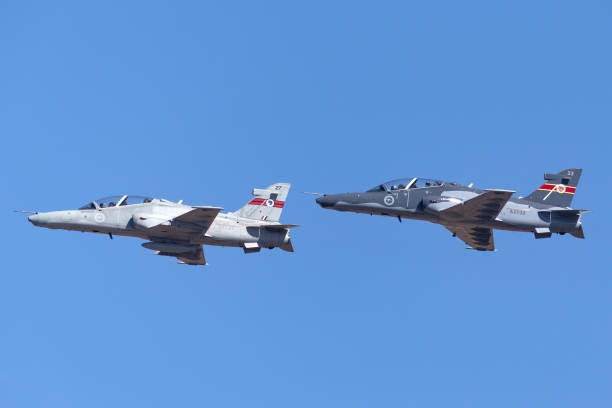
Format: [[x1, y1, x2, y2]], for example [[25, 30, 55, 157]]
[[28, 214, 41, 225], [316, 195, 337, 208]]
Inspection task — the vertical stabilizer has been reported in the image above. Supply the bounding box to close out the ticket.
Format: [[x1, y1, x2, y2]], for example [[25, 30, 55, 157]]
[[525, 168, 582, 207], [234, 183, 291, 222]]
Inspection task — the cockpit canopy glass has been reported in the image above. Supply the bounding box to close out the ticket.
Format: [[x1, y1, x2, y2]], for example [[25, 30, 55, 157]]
[[412, 178, 445, 188], [79, 195, 153, 209], [367, 178, 446, 192]]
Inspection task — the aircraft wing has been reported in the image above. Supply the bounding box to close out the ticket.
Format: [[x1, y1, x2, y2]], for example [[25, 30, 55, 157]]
[[172, 206, 223, 233], [442, 189, 514, 223], [443, 225, 496, 251], [134, 206, 222, 237]]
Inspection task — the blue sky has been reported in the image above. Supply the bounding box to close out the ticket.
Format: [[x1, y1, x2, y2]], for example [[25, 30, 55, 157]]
[[1, 1, 611, 406]]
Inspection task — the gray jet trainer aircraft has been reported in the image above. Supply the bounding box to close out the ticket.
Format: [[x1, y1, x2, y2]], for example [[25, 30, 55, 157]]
[[26, 183, 295, 265], [316, 168, 588, 251]]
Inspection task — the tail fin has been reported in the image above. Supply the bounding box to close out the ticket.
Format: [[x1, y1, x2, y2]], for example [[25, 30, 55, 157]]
[[525, 168, 582, 207], [234, 183, 291, 222]]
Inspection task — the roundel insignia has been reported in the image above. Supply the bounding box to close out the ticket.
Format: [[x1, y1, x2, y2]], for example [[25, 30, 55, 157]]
[[384, 195, 395, 206], [556, 184, 566, 193], [265, 199, 274, 207], [94, 212, 105, 223]]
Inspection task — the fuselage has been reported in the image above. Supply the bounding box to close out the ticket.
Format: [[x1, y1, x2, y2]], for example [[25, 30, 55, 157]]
[[28, 198, 291, 249], [316, 183, 583, 235]]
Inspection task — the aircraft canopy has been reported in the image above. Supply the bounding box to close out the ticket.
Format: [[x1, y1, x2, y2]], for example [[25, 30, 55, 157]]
[[367, 178, 450, 192], [79, 195, 153, 209]]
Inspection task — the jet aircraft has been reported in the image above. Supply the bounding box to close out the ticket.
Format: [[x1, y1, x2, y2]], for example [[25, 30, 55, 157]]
[[315, 168, 588, 251], [26, 183, 296, 265]]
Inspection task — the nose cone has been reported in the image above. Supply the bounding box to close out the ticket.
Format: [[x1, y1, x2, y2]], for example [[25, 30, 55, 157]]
[[316, 195, 337, 208], [28, 214, 41, 225], [27, 212, 55, 227]]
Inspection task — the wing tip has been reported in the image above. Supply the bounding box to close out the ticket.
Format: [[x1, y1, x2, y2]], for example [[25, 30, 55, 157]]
[[465, 246, 497, 252]]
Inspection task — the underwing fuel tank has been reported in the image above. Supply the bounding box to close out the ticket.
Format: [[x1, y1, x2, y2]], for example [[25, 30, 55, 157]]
[[141, 241, 195, 254]]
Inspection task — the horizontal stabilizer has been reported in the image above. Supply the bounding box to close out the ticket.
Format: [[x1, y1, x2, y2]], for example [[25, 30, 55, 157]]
[[549, 209, 591, 216], [263, 224, 299, 230]]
